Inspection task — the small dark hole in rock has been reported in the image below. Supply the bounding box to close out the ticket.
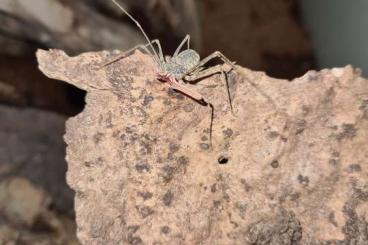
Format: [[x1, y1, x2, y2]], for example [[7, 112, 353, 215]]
[[270, 160, 279, 168], [218, 156, 229, 164]]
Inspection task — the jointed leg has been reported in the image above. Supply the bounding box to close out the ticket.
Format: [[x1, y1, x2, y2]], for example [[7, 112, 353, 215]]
[[170, 79, 214, 147], [185, 64, 232, 81], [173, 35, 190, 57], [187, 51, 235, 74], [208, 103, 214, 148], [185, 64, 234, 114], [151, 39, 164, 61], [161, 76, 204, 103], [160, 75, 214, 146], [100, 39, 164, 67]]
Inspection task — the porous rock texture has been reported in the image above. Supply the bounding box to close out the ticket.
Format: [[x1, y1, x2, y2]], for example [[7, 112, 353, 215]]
[[37, 49, 368, 244]]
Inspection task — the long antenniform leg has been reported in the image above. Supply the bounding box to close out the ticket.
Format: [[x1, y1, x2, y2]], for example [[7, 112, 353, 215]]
[[100, 39, 165, 67]]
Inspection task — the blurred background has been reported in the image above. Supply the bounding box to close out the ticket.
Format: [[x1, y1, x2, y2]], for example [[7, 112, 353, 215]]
[[0, 0, 366, 243]]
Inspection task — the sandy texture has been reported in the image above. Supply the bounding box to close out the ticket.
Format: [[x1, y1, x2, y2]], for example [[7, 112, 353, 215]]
[[37, 49, 368, 244]]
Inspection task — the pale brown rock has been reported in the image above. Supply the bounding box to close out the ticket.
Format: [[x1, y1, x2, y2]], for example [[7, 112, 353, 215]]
[[37, 48, 368, 244]]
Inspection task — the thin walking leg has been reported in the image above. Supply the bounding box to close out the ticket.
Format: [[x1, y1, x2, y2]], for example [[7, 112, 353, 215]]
[[209, 103, 214, 147], [158, 74, 214, 148], [173, 35, 190, 57], [100, 39, 164, 67], [185, 64, 234, 114], [187, 51, 235, 74]]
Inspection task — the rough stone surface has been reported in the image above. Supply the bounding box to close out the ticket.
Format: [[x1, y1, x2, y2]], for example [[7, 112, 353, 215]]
[[37, 49, 368, 244]]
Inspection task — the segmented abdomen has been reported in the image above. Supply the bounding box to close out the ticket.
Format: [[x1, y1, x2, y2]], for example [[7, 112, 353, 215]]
[[173, 49, 200, 71]]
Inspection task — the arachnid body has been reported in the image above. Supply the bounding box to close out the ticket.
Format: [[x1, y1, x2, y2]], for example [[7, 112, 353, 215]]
[[103, 0, 236, 144], [104, 0, 235, 109]]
